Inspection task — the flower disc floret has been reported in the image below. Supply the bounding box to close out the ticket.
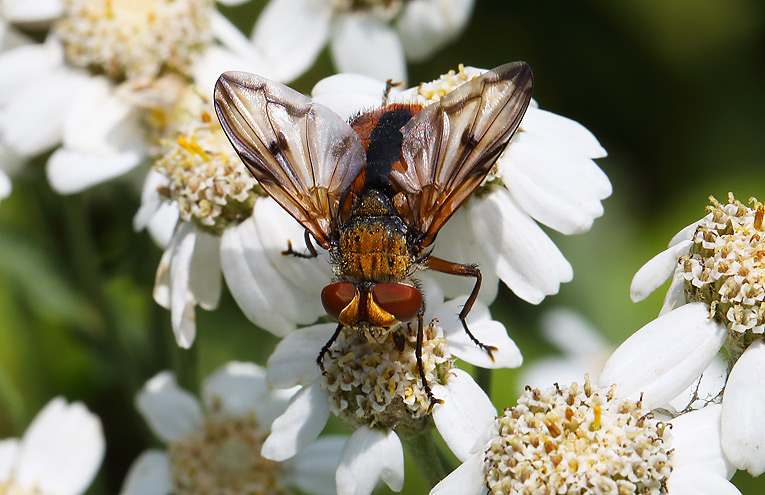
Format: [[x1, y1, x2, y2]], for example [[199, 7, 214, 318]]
[[0, 481, 42, 495], [681, 195, 765, 338], [485, 377, 673, 495], [153, 95, 260, 234], [322, 320, 453, 430], [168, 410, 290, 495], [55, 0, 213, 81]]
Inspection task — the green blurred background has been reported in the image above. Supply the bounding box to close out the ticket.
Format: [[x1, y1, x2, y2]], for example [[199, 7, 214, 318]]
[[1, 0, 764, 493]]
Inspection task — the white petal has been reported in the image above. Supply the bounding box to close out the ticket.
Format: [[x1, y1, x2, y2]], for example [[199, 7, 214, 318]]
[[119, 449, 172, 495], [15, 398, 104, 495], [261, 381, 330, 462], [46, 147, 144, 194], [251, 0, 331, 82], [0, 68, 87, 157], [659, 269, 688, 316], [0, 41, 63, 100], [220, 224, 295, 336], [434, 297, 521, 369], [0, 438, 19, 479], [721, 339, 765, 476], [1, 0, 63, 23], [599, 303, 726, 409], [430, 452, 487, 495], [252, 198, 332, 312], [518, 107, 607, 159], [396, 0, 473, 61], [0, 169, 10, 200], [169, 223, 198, 348], [266, 323, 337, 389], [671, 404, 734, 479], [311, 73, 388, 121], [187, 229, 221, 311], [666, 467, 741, 495], [135, 372, 204, 444], [331, 13, 407, 83], [335, 427, 404, 495], [468, 188, 572, 304], [540, 307, 608, 356], [497, 131, 610, 235], [287, 435, 346, 495], [669, 357, 726, 412], [424, 208, 499, 304], [432, 368, 495, 461], [133, 170, 168, 232], [668, 220, 702, 247], [630, 240, 691, 302]]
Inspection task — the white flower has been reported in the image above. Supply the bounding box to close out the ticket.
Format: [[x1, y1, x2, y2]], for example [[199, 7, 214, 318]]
[[0, 0, 269, 195], [432, 378, 739, 495], [121, 362, 345, 495], [600, 194, 765, 475], [252, 0, 475, 83], [262, 286, 521, 495], [312, 65, 611, 305], [136, 89, 331, 348], [0, 397, 104, 495]]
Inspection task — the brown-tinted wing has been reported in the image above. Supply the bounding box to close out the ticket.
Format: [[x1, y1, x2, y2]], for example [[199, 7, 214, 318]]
[[391, 62, 533, 247], [214, 71, 366, 248]]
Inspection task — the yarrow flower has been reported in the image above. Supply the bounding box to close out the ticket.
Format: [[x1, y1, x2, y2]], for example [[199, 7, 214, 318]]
[[0, 0, 268, 195], [252, 0, 474, 82], [120, 362, 345, 495], [601, 193, 765, 475], [432, 377, 739, 495], [135, 88, 331, 347], [312, 64, 611, 305], [0, 397, 104, 495], [262, 288, 521, 495]]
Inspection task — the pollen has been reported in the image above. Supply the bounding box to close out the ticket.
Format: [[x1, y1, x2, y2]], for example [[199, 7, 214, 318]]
[[168, 412, 289, 495], [415, 64, 481, 104], [55, 0, 213, 81], [484, 376, 673, 495], [152, 89, 261, 234], [322, 321, 453, 430], [680, 194, 765, 338]]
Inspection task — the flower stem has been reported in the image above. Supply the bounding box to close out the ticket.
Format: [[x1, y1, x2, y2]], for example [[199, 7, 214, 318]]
[[474, 365, 492, 398], [397, 427, 451, 489]]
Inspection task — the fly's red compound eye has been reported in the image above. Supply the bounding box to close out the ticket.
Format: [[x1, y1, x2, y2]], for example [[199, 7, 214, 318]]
[[321, 282, 355, 321], [372, 283, 422, 323]]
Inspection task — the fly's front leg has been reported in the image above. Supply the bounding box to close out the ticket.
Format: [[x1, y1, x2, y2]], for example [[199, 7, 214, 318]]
[[424, 256, 498, 360], [317, 323, 344, 373], [283, 230, 319, 259], [415, 311, 444, 413]]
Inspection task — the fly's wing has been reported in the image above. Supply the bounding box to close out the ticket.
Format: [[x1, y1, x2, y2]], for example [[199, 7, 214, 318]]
[[392, 62, 533, 247], [214, 71, 366, 248]]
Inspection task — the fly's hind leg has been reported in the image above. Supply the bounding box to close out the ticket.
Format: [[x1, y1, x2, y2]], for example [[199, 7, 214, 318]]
[[424, 256, 498, 360], [415, 311, 444, 413], [317, 323, 344, 373], [283, 230, 319, 259]]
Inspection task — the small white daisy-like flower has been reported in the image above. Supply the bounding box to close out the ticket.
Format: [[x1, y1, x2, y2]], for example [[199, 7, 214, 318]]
[[432, 377, 739, 495], [262, 287, 521, 495], [312, 64, 611, 305], [120, 362, 345, 495], [136, 87, 331, 348], [0, 397, 104, 495], [0, 0, 269, 195], [601, 194, 765, 475], [252, 0, 474, 82]]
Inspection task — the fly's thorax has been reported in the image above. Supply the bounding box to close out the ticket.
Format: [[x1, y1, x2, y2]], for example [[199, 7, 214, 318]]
[[338, 190, 413, 281]]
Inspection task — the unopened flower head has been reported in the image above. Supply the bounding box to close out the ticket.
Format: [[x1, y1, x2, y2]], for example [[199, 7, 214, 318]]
[[55, 0, 213, 81], [681, 195, 765, 347], [152, 90, 261, 234], [331, 0, 407, 21], [322, 320, 453, 431], [484, 376, 673, 495], [169, 404, 288, 495]]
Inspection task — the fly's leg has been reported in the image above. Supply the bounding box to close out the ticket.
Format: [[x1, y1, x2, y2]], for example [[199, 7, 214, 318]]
[[424, 256, 498, 360], [382, 79, 404, 105], [283, 230, 319, 259], [416, 311, 444, 413], [317, 323, 344, 373]]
